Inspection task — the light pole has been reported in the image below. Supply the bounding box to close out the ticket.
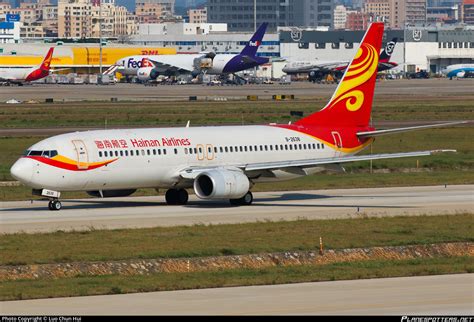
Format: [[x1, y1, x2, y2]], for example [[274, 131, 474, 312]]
[[99, 0, 103, 79], [254, 0, 257, 32]]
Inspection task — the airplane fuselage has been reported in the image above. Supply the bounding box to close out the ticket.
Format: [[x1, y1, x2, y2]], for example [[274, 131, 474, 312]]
[[11, 125, 368, 192], [0, 66, 47, 83]]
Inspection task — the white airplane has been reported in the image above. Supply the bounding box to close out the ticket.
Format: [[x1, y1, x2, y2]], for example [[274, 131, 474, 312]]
[[0, 47, 54, 85], [114, 23, 269, 82], [441, 64, 474, 79], [10, 23, 463, 211]]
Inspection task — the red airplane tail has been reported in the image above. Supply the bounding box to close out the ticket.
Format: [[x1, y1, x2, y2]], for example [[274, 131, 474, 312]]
[[39, 47, 54, 71], [295, 23, 384, 129]]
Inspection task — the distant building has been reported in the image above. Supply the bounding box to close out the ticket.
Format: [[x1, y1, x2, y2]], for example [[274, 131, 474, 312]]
[[188, 6, 206, 23], [0, 13, 20, 43], [362, 0, 427, 29], [58, 0, 92, 38], [461, 0, 474, 23], [207, 0, 333, 32], [345, 11, 369, 30], [334, 5, 349, 29], [135, 0, 175, 23], [138, 22, 226, 35]]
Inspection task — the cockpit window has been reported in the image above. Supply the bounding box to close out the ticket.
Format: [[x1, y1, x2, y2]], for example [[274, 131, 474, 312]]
[[24, 150, 58, 158]]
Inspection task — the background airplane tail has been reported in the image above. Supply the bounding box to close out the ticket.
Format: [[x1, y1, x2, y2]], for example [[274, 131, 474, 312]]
[[295, 23, 384, 129], [379, 38, 397, 63], [39, 47, 54, 71], [240, 23, 268, 57]]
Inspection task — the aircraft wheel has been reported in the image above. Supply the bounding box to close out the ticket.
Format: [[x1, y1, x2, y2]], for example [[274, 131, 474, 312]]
[[230, 191, 253, 206], [165, 189, 179, 205], [49, 200, 62, 211], [177, 189, 189, 205]]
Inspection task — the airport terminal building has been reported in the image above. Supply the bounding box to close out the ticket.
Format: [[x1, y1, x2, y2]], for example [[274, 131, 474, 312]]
[[279, 25, 474, 73]]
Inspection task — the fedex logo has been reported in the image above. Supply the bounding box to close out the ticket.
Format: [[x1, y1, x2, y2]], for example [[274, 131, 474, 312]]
[[249, 41, 261, 47], [127, 58, 154, 69]]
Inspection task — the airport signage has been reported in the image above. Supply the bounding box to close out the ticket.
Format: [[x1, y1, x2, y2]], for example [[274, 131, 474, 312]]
[[6, 14, 20, 22]]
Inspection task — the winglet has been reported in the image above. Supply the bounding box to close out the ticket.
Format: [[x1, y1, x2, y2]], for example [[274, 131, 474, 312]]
[[240, 22, 268, 57]]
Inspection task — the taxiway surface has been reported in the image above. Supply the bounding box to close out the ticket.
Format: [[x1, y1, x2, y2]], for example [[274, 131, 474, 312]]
[[1, 185, 472, 234], [2, 79, 474, 102], [1, 274, 472, 315]]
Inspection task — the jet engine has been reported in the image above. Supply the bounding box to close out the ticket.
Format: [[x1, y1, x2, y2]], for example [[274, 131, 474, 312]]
[[137, 67, 159, 81], [193, 169, 249, 199], [456, 71, 466, 78], [87, 189, 137, 198], [192, 52, 216, 77]]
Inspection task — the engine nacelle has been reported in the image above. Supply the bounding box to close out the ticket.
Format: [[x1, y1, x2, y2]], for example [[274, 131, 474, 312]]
[[137, 67, 159, 81], [456, 71, 466, 78], [193, 169, 249, 200], [87, 189, 137, 198]]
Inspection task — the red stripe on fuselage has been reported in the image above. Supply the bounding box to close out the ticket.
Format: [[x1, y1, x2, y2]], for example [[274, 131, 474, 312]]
[[25, 156, 116, 171]]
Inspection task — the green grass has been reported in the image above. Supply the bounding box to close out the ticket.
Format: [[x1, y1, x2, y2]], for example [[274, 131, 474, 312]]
[[1, 256, 472, 301], [0, 98, 472, 129], [1, 214, 472, 266]]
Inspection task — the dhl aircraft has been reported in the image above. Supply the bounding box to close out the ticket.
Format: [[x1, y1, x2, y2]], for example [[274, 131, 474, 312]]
[[0, 47, 54, 85], [10, 23, 463, 210]]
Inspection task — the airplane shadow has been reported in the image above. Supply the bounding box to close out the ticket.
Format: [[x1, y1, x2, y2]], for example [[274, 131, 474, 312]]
[[2, 192, 412, 211]]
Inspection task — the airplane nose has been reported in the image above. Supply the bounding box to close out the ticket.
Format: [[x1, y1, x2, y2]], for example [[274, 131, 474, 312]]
[[10, 158, 33, 185]]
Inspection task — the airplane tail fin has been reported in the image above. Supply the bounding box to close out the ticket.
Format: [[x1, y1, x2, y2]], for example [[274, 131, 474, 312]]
[[240, 22, 268, 57], [295, 22, 384, 129], [379, 37, 397, 63], [39, 47, 54, 71]]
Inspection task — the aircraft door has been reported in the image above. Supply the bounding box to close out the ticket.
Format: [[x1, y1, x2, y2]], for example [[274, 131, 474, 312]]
[[72, 140, 89, 169], [206, 144, 214, 160], [331, 131, 343, 158]]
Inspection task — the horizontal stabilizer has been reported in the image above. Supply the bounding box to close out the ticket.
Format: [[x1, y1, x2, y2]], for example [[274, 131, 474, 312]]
[[357, 121, 468, 138]]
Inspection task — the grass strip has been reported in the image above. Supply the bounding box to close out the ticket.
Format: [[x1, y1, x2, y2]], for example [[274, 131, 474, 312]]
[[1, 256, 472, 301], [2, 214, 472, 266]]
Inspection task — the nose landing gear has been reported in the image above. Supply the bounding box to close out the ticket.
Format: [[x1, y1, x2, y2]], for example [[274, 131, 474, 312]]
[[48, 199, 62, 211]]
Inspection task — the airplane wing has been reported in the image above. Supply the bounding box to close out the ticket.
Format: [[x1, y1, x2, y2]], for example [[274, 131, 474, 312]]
[[179, 149, 456, 179], [357, 121, 468, 138], [148, 59, 193, 74]]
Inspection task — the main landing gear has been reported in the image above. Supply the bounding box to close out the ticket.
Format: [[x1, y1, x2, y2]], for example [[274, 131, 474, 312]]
[[230, 191, 253, 206], [165, 188, 189, 205], [48, 199, 62, 211]]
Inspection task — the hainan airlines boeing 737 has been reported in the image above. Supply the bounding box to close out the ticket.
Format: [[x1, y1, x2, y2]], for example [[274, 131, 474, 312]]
[[10, 23, 463, 210], [0, 47, 54, 85]]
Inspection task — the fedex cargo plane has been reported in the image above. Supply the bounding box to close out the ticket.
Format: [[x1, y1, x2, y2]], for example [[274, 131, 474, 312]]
[[0, 47, 54, 85], [10, 24, 462, 210], [115, 23, 269, 81]]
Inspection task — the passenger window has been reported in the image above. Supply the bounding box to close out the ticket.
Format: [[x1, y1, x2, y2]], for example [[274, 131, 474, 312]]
[[214, 147, 218, 153], [208, 147, 212, 153], [147, 150, 151, 156], [275, 145, 279, 151], [104, 151, 108, 157], [322, 144, 325, 149], [299, 144, 302, 150], [220, 147, 223, 153], [230, 147, 233, 152], [265, 145, 268, 151], [115, 151, 119, 157], [153, 149, 157, 155], [184, 148, 188, 154], [289, 145, 293, 150], [174, 148, 178, 154], [194, 148, 197, 154], [130, 150, 134, 156], [125, 150, 128, 156], [99, 151, 103, 157], [249, 146, 253, 152], [141, 150, 145, 156], [244, 146, 248, 152], [225, 147, 228, 153], [260, 146, 263, 151], [199, 147, 203, 153], [239, 146, 243, 152], [285, 145, 288, 150], [136, 150, 139, 155], [120, 151, 124, 157], [164, 149, 167, 155], [303, 144, 307, 149], [158, 149, 162, 155]]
